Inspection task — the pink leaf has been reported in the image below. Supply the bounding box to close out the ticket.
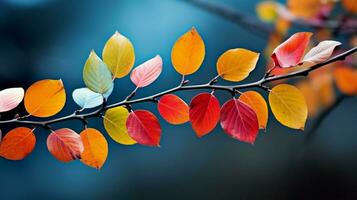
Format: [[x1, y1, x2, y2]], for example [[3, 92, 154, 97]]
[[272, 32, 312, 68], [47, 128, 84, 162], [189, 93, 220, 137], [220, 98, 259, 144], [302, 40, 341, 64], [130, 55, 163, 87], [126, 110, 161, 146], [0, 88, 24, 112]]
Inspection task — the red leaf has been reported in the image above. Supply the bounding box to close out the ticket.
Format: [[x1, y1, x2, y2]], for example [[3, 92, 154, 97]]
[[47, 128, 84, 162], [272, 32, 312, 68], [130, 55, 163, 88], [158, 94, 189, 125], [0, 127, 36, 160], [220, 98, 259, 144], [126, 110, 161, 146], [189, 93, 220, 137]]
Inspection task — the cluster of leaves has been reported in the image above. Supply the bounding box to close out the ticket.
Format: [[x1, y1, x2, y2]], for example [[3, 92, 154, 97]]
[[0, 28, 353, 169], [256, 0, 357, 117]]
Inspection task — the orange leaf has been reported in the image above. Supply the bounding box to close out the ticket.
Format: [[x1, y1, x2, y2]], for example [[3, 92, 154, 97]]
[[239, 91, 268, 129], [171, 27, 205, 75], [272, 32, 312, 68], [216, 48, 259, 82], [157, 94, 189, 125], [312, 73, 335, 107], [24, 79, 66, 117], [275, 18, 291, 36], [342, 0, 357, 13], [0, 127, 36, 160], [296, 80, 320, 117], [47, 128, 83, 162], [80, 128, 108, 169], [334, 65, 357, 95], [287, 0, 332, 19]]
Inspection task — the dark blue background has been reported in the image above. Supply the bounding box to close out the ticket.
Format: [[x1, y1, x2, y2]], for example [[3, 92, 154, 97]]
[[0, 0, 357, 199]]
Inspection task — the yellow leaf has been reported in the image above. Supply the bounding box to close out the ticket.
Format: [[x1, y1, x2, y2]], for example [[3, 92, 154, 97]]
[[217, 48, 259, 82], [102, 32, 135, 78], [24, 79, 66, 117], [239, 91, 268, 129], [269, 84, 308, 129], [103, 106, 136, 145], [80, 128, 108, 169], [256, 1, 279, 22], [171, 27, 205, 75]]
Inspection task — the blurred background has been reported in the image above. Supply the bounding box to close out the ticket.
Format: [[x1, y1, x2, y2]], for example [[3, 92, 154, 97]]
[[0, 0, 356, 199]]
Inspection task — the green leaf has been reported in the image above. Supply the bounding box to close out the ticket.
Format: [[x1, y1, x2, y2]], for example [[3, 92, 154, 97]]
[[83, 51, 113, 94]]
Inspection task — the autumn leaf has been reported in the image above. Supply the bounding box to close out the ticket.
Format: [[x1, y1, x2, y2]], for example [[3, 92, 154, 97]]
[[302, 40, 341, 65], [130, 55, 162, 88], [334, 65, 357, 95], [0, 87, 24, 112], [24, 79, 66, 117], [157, 94, 189, 125], [297, 80, 319, 117], [220, 98, 259, 144], [126, 110, 161, 146], [72, 88, 103, 109], [189, 93, 220, 137], [80, 128, 108, 169], [342, 0, 357, 13], [287, 0, 332, 19], [275, 17, 291, 35], [47, 128, 84, 162], [0, 127, 36, 160], [256, 1, 279, 22], [217, 48, 260, 82], [312, 73, 335, 107], [171, 27, 205, 75], [272, 32, 312, 68], [269, 84, 308, 129], [239, 91, 268, 129], [102, 32, 135, 78], [103, 106, 136, 145], [83, 51, 113, 94]]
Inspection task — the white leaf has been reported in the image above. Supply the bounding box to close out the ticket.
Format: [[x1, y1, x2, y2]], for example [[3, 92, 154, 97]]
[[303, 40, 341, 64], [0, 87, 24, 112], [72, 88, 103, 109]]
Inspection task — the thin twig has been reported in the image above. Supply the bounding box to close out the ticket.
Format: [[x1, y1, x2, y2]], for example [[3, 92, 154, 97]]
[[0, 47, 356, 130]]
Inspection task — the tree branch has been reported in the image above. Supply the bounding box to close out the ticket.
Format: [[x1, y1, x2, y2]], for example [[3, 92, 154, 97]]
[[0, 47, 356, 130], [184, 0, 357, 37], [184, 0, 272, 39]]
